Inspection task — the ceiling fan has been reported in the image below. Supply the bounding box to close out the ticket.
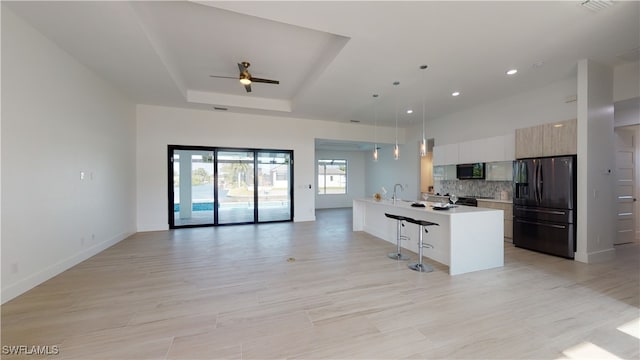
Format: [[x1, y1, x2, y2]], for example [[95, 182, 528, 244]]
[[210, 62, 279, 93]]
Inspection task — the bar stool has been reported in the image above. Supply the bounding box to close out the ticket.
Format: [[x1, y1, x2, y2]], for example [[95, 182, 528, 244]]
[[384, 213, 410, 260], [404, 218, 439, 272]]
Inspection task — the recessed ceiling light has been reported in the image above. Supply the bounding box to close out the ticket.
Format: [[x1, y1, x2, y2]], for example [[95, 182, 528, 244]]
[[506, 69, 518, 75], [451, 91, 460, 97], [406, 109, 413, 114]]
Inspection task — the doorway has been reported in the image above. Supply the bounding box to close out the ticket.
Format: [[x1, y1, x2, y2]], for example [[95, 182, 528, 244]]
[[168, 145, 293, 228], [614, 125, 639, 244]]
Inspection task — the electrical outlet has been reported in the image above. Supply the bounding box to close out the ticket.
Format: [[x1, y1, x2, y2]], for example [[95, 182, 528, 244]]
[[11, 263, 18, 274], [80, 171, 85, 180], [91, 233, 95, 240], [81, 237, 85, 246]]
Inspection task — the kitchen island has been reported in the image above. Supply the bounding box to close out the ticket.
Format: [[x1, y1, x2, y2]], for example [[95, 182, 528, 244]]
[[353, 198, 504, 275]]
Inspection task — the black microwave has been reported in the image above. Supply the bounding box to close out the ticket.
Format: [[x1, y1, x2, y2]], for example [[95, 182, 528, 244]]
[[456, 163, 485, 180]]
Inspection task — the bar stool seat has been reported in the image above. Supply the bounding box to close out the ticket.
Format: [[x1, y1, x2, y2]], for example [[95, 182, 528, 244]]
[[404, 218, 439, 272], [384, 213, 410, 260]]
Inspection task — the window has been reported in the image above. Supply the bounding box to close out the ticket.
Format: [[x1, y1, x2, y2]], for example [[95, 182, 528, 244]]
[[318, 159, 347, 194]]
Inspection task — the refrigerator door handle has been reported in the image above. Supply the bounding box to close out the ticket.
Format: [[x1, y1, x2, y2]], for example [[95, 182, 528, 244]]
[[538, 161, 543, 204], [533, 160, 540, 205], [516, 219, 567, 229], [516, 208, 566, 216]]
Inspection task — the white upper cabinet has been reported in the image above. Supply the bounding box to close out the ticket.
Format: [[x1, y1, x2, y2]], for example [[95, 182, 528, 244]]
[[433, 143, 459, 166], [503, 133, 515, 160], [455, 134, 515, 164]]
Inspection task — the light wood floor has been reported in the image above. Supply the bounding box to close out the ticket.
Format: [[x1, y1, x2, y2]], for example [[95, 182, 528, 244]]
[[2, 208, 639, 359]]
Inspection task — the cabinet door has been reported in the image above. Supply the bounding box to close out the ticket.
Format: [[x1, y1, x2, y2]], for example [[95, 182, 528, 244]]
[[444, 164, 457, 180], [515, 125, 543, 159], [444, 143, 459, 165], [503, 133, 515, 161], [484, 136, 504, 162], [543, 118, 577, 156], [432, 145, 445, 166], [458, 140, 474, 164], [486, 161, 513, 181]]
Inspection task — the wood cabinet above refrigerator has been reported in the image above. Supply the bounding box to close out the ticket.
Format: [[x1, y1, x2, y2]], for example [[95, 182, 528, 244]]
[[515, 119, 577, 159]]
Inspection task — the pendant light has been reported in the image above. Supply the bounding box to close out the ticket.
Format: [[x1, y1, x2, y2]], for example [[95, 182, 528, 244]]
[[373, 94, 379, 161], [393, 81, 400, 160], [419, 65, 428, 157]]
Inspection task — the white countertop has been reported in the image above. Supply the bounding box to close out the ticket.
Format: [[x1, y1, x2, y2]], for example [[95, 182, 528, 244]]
[[353, 198, 505, 275], [476, 198, 513, 204], [357, 198, 502, 216]]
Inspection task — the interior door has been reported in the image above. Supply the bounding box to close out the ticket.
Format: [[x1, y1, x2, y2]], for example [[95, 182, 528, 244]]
[[615, 127, 636, 245]]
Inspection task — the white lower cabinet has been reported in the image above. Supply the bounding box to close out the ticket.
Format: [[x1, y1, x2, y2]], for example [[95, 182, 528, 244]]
[[477, 200, 513, 241]]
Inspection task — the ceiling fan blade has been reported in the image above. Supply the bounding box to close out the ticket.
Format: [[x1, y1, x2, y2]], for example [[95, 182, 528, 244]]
[[209, 75, 238, 79], [250, 77, 280, 84], [244, 83, 252, 93]]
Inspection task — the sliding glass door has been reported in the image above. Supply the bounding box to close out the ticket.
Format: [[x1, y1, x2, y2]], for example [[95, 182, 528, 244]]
[[257, 151, 292, 222], [217, 150, 255, 225], [168, 146, 293, 228], [171, 149, 215, 227]]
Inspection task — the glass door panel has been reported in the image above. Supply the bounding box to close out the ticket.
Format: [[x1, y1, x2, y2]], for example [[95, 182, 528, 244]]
[[257, 152, 292, 222], [172, 149, 214, 226], [217, 150, 255, 224]]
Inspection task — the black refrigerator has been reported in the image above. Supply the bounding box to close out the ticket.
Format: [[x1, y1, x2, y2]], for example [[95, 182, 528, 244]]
[[513, 155, 577, 258]]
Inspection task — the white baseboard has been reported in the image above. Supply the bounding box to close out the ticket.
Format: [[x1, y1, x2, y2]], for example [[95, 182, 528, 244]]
[[137, 223, 169, 232], [294, 215, 316, 222], [574, 247, 615, 264], [1, 231, 133, 304]]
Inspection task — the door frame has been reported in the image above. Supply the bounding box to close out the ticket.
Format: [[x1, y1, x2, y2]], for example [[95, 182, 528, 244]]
[[167, 145, 294, 229]]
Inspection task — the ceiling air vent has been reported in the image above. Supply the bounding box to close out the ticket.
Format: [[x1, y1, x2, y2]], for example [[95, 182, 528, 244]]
[[213, 106, 228, 111], [580, 0, 614, 12]]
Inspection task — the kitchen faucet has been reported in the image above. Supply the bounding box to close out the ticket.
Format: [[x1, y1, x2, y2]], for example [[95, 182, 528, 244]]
[[392, 183, 405, 204]]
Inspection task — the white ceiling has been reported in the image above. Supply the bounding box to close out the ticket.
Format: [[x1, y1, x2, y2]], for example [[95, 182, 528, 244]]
[[5, 1, 640, 129]]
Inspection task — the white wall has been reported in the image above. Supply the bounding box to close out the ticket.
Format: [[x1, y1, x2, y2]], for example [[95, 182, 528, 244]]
[[613, 61, 640, 102], [425, 77, 579, 146], [575, 59, 616, 263], [361, 77, 582, 204], [364, 143, 420, 201], [614, 97, 640, 127], [1, 8, 137, 303], [136, 105, 400, 230], [315, 150, 366, 209]]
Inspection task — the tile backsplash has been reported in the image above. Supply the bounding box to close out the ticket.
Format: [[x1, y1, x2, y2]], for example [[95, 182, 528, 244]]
[[435, 180, 512, 200]]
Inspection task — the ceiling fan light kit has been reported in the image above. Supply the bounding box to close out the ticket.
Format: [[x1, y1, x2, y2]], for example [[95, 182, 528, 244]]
[[210, 61, 279, 93]]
